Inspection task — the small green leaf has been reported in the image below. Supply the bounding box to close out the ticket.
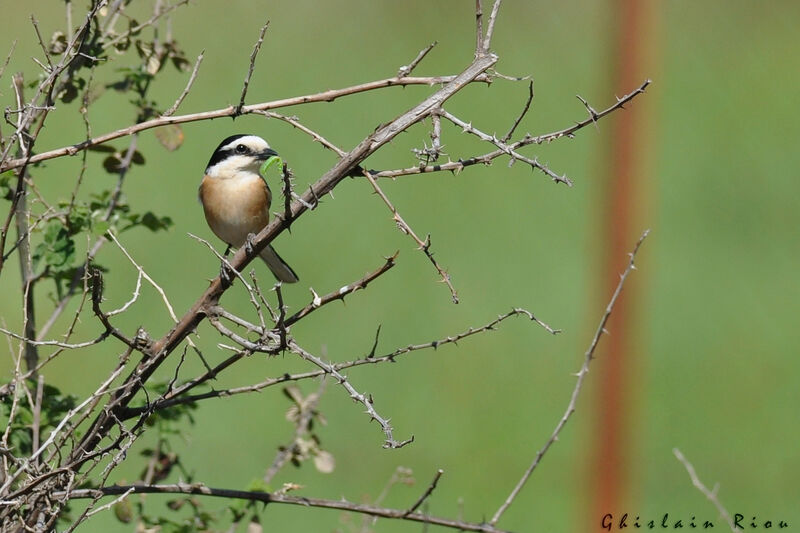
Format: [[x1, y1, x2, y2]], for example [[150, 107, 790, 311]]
[[66, 203, 91, 234], [139, 212, 173, 232], [126, 19, 141, 38], [102, 155, 122, 173], [91, 220, 110, 237], [0, 170, 15, 200], [171, 55, 191, 72], [134, 39, 153, 61], [34, 221, 75, 271], [244, 478, 269, 493]]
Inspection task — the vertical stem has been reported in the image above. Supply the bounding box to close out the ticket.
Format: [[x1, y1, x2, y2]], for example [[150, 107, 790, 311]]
[[11, 73, 38, 372]]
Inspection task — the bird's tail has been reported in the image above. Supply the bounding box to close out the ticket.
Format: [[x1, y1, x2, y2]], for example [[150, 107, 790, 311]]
[[260, 244, 299, 283]]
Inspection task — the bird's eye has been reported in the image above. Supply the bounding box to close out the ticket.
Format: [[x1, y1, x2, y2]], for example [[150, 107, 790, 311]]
[[235, 144, 247, 154]]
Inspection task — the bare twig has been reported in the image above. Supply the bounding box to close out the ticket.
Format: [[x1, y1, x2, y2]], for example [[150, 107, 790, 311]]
[[489, 229, 650, 526], [256, 111, 345, 157], [673, 448, 741, 533], [474, 0, 484, 57], [576, 93, 598, 125], [107, 230, 180, 323], [397, 41, 437, 77], [404, 469, 444, 516], [285, 252, 398, 326], [0, 40, 17, 83], [236, 20, 270, 115], [481, 0, 503, 54], [0, 326, 109, 349], [162, 50, 203, 117], [501, 80, 533, 142], [430, 111, 443, 158], [362, 171, 460, 303], [289, 341, 413, 449], [30, 16, 53, 70]]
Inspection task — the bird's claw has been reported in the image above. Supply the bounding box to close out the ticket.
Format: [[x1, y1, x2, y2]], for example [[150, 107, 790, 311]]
[[220, 261, 234, 285], [245, 233, 258, 255]]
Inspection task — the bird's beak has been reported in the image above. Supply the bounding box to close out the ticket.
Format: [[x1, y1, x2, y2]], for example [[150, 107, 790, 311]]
[[257, 148, 279, 160]]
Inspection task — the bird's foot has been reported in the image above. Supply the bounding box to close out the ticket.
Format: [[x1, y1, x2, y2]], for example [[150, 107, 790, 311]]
[[245, 233, 258, 255], [220, 261, 235, 285]]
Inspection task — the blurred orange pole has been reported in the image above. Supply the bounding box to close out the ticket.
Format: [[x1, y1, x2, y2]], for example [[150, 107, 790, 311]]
[[589, 0, 658, 529]]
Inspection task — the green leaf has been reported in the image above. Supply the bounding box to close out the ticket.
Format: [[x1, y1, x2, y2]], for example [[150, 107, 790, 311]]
[[244, 478, 269, 493], [139, 212, 173, 232], [33, 221, 75, 271], [171, 55, 191, 72], [66, 203, 91, 234], [0, 170, 15, 200], [102, 155, 123, 173], [0, 380, 76, 456], [91, 220, 110, 237]]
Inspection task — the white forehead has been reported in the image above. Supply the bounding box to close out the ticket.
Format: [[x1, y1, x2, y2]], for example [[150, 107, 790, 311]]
[[221, 135, 270, 151]]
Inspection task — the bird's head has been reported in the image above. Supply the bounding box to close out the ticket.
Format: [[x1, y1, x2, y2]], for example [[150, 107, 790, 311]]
[[205, 134, 278, 178]]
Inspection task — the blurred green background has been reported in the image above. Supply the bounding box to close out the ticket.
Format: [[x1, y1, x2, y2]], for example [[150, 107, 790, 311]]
[[1, 1, 799, 531]]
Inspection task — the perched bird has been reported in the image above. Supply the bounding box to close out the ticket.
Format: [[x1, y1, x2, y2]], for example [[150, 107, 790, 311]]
[[199, 134, 299, 283]]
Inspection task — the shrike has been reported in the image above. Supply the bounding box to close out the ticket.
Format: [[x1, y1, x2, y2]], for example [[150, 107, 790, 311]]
[[199, 134, 298, 283]]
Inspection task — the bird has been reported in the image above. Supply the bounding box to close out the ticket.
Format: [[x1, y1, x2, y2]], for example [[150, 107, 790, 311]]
[[199, 134, 299, 283]]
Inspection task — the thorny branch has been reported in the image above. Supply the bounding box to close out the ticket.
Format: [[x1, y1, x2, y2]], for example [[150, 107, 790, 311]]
[[120, 307, 558, 418], [59, 483, 511, 533], [362, 170, 460, 302], [289, 342, 414, 449], [0, 73, 494, 173], [369, 79, 650, 180]]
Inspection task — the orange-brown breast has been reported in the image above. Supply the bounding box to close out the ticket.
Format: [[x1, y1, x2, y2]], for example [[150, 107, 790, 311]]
[[199, 174, 271, 247]]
